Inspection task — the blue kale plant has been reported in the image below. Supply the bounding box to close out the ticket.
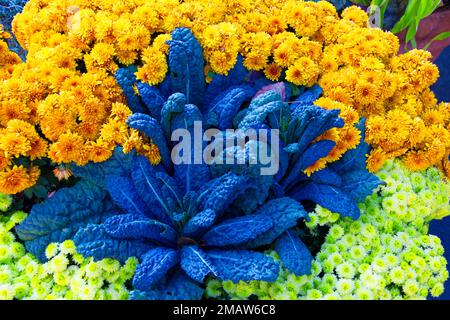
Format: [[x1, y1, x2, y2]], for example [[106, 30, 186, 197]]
[[15, 27, 382, 300]]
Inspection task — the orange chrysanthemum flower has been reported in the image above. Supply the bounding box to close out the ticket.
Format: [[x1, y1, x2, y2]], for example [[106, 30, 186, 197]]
[[87, 141, 113, 163], [264, 63, 282, 81], [0, 165, 40, 194], [404, 151, 431, 172], [48, 132, 85, 164], [0, 132, 31, 158], [143, 143, 162, 166], [367, 148, 387, 173]]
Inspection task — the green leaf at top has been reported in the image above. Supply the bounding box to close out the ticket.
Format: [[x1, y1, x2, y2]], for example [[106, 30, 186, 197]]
[[424, 31, 450, 50], [391, 0, 421, 33]]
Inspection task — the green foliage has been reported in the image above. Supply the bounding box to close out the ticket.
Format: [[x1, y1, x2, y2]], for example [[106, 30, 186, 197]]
[[0, 212, 136, 300], [391, 0, 441, 50], [424, 31, 450, 50], [391, 0, 440, 34], [206, 160, 450, 300]]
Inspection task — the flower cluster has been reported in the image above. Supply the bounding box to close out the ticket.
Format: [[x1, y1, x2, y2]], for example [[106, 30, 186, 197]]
[[310, 97, 360, 173], [1, 8, 163, 194], [10, 0, 357, 87], [0, 24, 21, 78], [0, 119, 46, 194], [319, 36, 449, 175], [0, 211, 136, 300], [3, 0, 448, 194], [0, 57, 156, 194], [12, 26, 385, 300], [206, 160, 450, 299]]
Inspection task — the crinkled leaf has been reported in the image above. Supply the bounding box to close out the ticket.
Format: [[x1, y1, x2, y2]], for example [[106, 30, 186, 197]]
[[206, 85, 255, 130], [274, 142, 290, 182], [136, 82, 165, 120], [207, 138, 275, 212], [208, 138, 274, 214], [282, 140, 336, 190], [133, 247, 179, 291], [168, 106, 204, 189], [103, 214, 177, 246], [233, 108, 249, 129], [115, 66, 147, 114], [254, 82, 286, 101], [160, 93, 186, 141], [232, 175, 273, 215], [158, 271, 204, 300], [127, 113, 171, 168], [130, 271, 203, 300], [290, 182, 360, 219], [268, 99, 291, 131], [287, 105, 343, 154], [275, 230, 313, 276], [310, 168, 342, 186], [129, 290, 160, 300], [170, 104, 202, 133], [242, 197, 308, 249], [290, 84, 323, 110], [106, 175, 149, 217], [15, 181, 113, 261], [167, 28, 205, 107], [180, 246, 218, 282], [340, 169, 382, 203], [298, 140, 336, 171], [171, 105, 211, 192], [206, 249, 279, 282], [253, 82, 291, 132], [174, 163, 211, 195], [155, 171, 184, 208], [181, 191, 199, 220], [182, 209, 216, 238], [198, 172, 250, 217], [238, 91, 284, 130], [131, 155, 175, 224], [284, 143, 301, 154], [74, 224, 154, 263], [202, 214, 273, 247], [247, 89, 281, 111], [209, 132, 279, 178], [158, 75, 171, 99]]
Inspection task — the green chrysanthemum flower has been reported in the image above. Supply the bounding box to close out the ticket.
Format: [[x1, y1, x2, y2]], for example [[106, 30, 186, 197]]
[[209, 160, 449, 300], [0, 194, 12, 213]]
